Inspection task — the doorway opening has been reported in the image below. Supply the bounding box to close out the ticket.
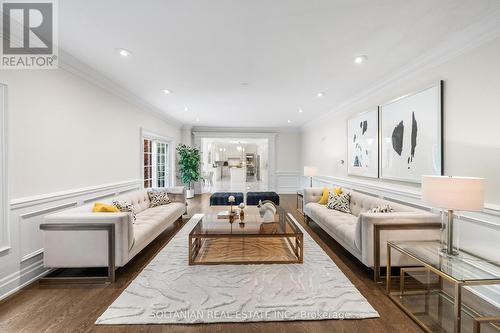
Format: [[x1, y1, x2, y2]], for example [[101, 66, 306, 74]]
[[200, 138, 269, 193]]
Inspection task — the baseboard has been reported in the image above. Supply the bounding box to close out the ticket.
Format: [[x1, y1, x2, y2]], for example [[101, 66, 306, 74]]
[[0, 259, 50, 302]]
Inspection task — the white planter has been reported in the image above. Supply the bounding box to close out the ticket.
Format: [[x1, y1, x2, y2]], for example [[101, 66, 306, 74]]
[[186, 189, 195, 199]]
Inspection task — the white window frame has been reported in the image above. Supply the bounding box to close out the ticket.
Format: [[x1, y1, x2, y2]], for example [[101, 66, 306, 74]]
[[0, 84, 9, 254], [140, 128, 175, 189]]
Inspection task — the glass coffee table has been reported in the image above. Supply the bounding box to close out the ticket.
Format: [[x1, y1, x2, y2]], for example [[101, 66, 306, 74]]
[[189, 206, 303, 265]]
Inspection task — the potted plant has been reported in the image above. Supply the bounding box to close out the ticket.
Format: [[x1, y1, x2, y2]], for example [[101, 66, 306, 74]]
[[176, 144, 201, 198]]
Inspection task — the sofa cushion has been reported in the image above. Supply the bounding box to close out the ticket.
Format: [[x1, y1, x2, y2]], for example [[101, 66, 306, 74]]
[[305, 203, 360, 251], [115, 190, 151, 214], [349, 191, 419, 216], [130, 202, 185, 255]]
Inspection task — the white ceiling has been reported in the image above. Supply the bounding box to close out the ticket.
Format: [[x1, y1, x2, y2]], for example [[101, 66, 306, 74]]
[[58, 0, 500, 128]]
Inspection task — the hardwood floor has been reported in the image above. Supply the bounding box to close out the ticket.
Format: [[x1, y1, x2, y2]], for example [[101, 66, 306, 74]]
[[0, 194, 423, 333]]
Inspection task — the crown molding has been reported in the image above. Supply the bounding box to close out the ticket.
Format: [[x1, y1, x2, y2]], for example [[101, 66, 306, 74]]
[[191, 126, 300, 134], [301, 10, 500, 130], [58, 50, 183, 128]]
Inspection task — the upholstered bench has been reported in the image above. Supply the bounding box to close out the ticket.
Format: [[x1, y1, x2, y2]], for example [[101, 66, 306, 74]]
[[209, 192, 244, 206], [246, 191, 280, 206]]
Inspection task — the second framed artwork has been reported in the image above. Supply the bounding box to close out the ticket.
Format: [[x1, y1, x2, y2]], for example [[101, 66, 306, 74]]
[[347, 109, 379, 178], [379, 82, 443, 183]]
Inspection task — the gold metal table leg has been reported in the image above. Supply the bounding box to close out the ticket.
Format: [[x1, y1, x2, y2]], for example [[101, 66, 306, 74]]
[[386, 242, 392, 295]]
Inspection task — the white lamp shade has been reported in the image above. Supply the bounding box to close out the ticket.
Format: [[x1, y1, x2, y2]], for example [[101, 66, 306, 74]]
[[304, 166, 318, 177], [421, 176, 484, 211]]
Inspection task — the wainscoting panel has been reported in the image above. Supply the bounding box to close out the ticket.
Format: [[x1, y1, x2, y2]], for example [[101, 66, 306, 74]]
[[275, 171, 300, 194], [0, 179, 142, 301], [308, 174, 500, 308]]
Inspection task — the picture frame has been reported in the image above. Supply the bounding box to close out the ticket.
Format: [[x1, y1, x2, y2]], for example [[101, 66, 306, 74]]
[[379, 81, 443, 183], [347, 108, 379, 178]]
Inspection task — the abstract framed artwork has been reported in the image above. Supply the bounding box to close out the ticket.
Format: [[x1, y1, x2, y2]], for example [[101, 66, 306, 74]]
[[379, 81, 443, 183], [347, 109, 379, 178]]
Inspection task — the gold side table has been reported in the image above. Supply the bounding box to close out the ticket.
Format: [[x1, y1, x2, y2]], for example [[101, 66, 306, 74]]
[[296, 190, 304, 216], [386, 240, 500, 333]]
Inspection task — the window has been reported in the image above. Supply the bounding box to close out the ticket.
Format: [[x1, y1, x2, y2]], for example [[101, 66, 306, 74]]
[[143, 137, 170, 189]]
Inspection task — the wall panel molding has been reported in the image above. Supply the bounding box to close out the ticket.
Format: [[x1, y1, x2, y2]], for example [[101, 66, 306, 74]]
[[0, 179, 142, 301], [308, 174, 500, 307], [0, 84, 8, 254], [275, 171, 300, 194]]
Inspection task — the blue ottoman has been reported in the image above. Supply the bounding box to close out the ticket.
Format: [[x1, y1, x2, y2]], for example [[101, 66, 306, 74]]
[[209, 192, 244, 206], [246, 191, 280, 206]]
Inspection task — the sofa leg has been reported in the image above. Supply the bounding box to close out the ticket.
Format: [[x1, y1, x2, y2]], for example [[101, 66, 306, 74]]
[[304, 215, 310, 225]]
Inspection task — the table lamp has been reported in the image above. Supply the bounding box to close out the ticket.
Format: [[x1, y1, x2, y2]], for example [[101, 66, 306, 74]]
[[304, 166, 318, 187], [421, 175, 484, 256]]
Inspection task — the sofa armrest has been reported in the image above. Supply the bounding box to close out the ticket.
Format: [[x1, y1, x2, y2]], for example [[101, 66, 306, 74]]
[[167, 186, 186, 203], [42, 212, 133, 267], [303, 187, 323, 206], [358, 212, 441, 269]]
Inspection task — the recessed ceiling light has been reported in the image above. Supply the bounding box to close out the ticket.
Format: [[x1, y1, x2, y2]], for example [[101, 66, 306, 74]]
[[116, 48, 132, 57], [353, 55, 368, 64], [298, 108, 303, 113], [287, 119, 292, 123], [184, 107, 189, 111], [161, 89, 171, 94], [316, 92, 324, 97]]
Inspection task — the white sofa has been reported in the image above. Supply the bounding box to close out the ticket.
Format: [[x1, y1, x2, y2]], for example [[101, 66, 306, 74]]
[[304, 187, 441, 270], [41, 187, 186, 275]]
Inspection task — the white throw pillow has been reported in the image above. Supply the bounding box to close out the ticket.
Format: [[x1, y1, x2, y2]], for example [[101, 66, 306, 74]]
[[112, 199, 137, 222], [370, 205, 394, 213]]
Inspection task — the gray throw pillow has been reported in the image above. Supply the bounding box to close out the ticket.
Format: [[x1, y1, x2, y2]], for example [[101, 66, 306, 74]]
[[326, 192, 351, 214]]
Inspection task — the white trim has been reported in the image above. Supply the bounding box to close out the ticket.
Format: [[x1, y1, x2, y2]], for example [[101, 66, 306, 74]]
[[311, 175, 500, 224], [0, 84, 8, 252], [275, 171, 301, 194], [140, 128, 176, 189], [192, 131, 277, 193], [10, 179, 141, 210], [0, 259, 51, 302], [301, 12, 500, 130], [59, 50, 182, 128]]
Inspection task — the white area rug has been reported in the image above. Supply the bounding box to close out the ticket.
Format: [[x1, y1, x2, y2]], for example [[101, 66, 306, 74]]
[[96, 214, 379, 324]]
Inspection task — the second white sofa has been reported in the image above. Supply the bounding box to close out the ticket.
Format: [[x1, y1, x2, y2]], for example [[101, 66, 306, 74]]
[[304, 187, 441, 270]]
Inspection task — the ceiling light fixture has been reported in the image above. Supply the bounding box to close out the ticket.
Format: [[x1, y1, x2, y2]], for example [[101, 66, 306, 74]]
[[298, 108, 303, 113], [316, 92, 324, 97], [353, 55, 368, 64], [161, 89, 171, 94], [184, 107, 189, 111], [196, 117, 200, 122], [116, 48, 132, 57], [287, 119, 292, 123]]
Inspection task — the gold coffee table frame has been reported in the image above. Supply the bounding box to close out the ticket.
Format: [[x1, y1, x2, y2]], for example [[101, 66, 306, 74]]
[[189, 207, 303, 265]]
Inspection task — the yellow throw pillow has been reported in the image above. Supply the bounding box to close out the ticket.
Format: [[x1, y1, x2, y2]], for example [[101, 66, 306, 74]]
[[92, 202, 120, 213], [318, 187, 329, 205], [318, 187, 344, 205]]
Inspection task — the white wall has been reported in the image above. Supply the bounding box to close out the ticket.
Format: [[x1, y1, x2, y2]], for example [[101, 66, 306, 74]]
[[301, 36, 500, 306], [302, 36, 500, 205], [0, 68, 181, 300]]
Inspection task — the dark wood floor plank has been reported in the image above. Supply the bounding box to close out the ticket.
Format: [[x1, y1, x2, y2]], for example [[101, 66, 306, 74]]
[[0, 194, 422, 333]]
